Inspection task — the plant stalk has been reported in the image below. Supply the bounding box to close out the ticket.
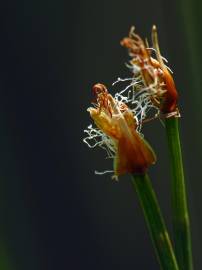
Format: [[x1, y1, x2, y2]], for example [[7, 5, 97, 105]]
[[165, 117, 193, 270], [131, 174, 179, 270]]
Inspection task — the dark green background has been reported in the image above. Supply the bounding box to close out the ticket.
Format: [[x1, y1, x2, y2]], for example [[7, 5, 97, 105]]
[[0, 0, 201, 269]]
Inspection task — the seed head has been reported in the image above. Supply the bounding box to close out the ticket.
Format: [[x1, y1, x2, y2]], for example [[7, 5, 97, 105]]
[[84, 83, 156, 177], [121, 26, 178, 114]]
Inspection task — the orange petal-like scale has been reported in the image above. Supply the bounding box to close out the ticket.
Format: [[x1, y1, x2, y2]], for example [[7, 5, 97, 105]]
[[114, 131, 156, 176], [161, 68, 178, 113]]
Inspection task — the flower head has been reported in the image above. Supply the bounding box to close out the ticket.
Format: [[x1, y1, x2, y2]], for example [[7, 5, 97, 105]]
[[121, 26, 178, 114], [84, 83, 156, 177]]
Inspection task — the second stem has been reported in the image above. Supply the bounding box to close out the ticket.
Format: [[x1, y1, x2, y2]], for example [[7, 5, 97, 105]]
[[165, 117, 193, 270]]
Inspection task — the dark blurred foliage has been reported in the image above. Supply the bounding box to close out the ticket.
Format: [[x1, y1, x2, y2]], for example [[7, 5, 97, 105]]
[[0, 0, 201, 269]]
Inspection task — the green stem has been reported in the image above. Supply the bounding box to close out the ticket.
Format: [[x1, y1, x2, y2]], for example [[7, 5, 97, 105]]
[[131, 174, 179, 270], [165, 117, 193, 270]]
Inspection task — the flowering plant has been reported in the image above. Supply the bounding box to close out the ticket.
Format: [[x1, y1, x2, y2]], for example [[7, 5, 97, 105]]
[[83, 26, 193, 270]]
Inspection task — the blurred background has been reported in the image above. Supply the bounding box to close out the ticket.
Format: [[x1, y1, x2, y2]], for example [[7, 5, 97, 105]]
[[0, 0, 201, 269]]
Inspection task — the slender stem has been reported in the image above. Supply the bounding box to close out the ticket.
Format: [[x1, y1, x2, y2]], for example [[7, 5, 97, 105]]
[[131, 174, 179, 270], [165, 117, 193, 270]]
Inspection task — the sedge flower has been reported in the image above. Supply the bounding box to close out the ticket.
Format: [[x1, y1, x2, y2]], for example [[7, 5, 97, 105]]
[[121, 25, 179, 115], [84, 83, 156, 177]]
